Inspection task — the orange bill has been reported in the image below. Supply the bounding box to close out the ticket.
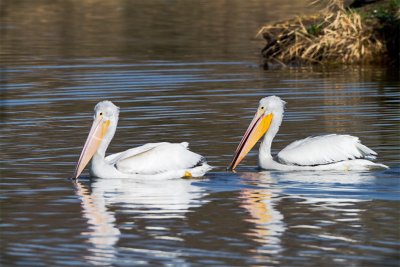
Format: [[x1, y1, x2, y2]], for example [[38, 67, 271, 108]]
[[73, 116, 110, 179], [228, 112, 273, 170]]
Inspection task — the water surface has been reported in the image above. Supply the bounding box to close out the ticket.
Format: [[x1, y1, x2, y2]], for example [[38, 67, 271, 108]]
[[1, 1, 400, 266]]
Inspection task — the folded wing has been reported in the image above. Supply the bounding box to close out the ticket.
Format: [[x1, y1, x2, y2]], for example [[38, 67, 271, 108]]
[[277, 134, 377, 166], [106, 142, 205, 175]]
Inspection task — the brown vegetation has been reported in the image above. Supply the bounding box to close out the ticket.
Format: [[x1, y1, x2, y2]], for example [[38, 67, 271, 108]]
[[259, 0, 399, 66]]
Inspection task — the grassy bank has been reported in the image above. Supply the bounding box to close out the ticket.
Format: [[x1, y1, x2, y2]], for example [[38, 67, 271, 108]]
[[259, 0, 399, 67]]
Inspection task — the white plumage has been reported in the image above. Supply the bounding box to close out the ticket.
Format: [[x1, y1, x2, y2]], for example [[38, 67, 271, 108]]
[[74, 101, 211, 179], [229, 96, 388, 171], [111, 142, 206, 175], [277, 134, 377, 166]]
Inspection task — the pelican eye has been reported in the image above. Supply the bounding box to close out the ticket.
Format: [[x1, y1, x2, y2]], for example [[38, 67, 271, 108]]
[[261, 107, 264, 110], [100, 112, 103, 116]]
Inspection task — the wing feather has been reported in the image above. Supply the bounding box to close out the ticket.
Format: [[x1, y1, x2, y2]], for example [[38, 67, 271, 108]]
[[105, 142, 166, 165], [277, 134, 377, 166], [111, 142, 204, 175]]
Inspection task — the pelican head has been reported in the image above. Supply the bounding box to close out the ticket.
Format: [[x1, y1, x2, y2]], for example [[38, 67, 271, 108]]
[[73, 101, 119, 179], [228, 96, 286, 170]]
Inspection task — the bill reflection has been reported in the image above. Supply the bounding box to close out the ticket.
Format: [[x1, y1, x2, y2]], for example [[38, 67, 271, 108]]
[[239, 172, 286, 263], [74, 181, 120, 266]]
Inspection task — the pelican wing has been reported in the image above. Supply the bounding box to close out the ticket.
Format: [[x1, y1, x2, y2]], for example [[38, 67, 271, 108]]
[[105, 142, 165, 165], [277, 134, 377, 166], [108, 142, 205, 175]]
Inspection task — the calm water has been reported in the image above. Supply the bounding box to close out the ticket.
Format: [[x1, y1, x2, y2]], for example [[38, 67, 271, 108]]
[[1, 1, 400, 266]]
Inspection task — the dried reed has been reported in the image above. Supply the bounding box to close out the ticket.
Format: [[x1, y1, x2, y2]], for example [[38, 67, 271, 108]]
[[259, 0, 388, 65]]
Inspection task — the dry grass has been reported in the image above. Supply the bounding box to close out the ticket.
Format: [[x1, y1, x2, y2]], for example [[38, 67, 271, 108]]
[[258, 0, 386, 65]]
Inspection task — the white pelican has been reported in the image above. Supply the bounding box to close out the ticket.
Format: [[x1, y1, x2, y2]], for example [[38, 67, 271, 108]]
[[73, 101, 212, 179], [228, 96, 388, 171]]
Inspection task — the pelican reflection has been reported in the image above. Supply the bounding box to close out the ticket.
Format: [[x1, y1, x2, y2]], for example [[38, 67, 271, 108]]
[[73, 177, 208, 265]]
